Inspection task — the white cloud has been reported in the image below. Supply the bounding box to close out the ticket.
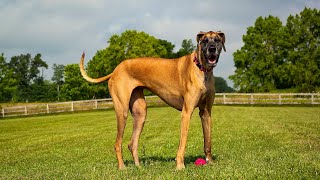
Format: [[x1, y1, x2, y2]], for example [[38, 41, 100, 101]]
[[0, 0, 319, 85]]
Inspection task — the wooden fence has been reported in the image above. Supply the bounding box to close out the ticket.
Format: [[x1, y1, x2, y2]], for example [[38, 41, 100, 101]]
[[1, 93, 319, 118]]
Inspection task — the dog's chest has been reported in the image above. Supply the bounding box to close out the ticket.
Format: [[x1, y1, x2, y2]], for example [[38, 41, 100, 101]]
[[201, 77, 215, 97], [199, 74, 215, 92]]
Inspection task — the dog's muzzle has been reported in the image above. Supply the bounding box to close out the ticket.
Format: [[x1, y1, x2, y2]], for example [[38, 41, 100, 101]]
[[201, 39, 223, 67]]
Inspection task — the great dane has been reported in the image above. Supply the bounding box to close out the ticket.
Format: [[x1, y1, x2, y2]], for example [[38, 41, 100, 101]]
[[79, 31, 226, 169]]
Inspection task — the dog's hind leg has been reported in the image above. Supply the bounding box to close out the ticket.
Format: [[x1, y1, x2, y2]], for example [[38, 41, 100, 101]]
[[113, 99, 129, 170], [110, 84, 131, 170], [128, 88, 147, 167]]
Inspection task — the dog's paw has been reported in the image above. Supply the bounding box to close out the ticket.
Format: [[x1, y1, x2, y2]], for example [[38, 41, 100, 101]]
[[176, 164, 185, 170]]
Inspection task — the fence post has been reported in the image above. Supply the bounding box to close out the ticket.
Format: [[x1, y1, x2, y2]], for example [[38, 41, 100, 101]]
[[47, 104, 49, 114], [223, 94, 226, 104], [95, 100, 98, 109], [311, 93, 314, 104], [250, 94, 254, 104], [1, 108, 4, 118], [71, 102, 74, 112], [278, 94, 282, 105], [24, 106, 27, 115]]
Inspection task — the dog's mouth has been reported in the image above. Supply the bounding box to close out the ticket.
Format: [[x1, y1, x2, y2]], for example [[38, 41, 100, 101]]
[[208, 55, 218, 66], [204, 44, 221, 68], [207, 54, 219, 67]]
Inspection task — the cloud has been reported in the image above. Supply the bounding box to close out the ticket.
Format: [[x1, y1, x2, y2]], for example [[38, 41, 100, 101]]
[[0, 0, 319, 85]]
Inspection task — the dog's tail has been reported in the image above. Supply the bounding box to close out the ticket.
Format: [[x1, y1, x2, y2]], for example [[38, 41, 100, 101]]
[[79, 52, 112, 83]]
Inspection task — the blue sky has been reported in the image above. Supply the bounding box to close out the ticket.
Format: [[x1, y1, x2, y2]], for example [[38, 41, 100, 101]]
[[0, 0, 319, 85]]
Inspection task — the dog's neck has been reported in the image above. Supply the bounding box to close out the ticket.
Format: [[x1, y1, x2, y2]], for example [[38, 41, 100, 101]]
[[193, 56, 212, 73], [193, 55, 213, 82]]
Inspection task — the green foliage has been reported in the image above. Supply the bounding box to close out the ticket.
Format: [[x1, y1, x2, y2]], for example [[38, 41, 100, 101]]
[[7, 53, 48, 102], [51, 64, 65, 85], [0, 54, 17, 102], [230, 16, 284, 92], [176, 39, 196, 57], [0, 53, 62, 102], [61, 64, 94, 101], [215, 77, 234, 93], [86, 30, 172, 98], [51, 64, 65, 102], [230, 8, 320, 92], [283, 8, 320, 91], [29, 79, 57, 102], [158, 39, 176, 58], [87, 30, 168, 78], [1, 107, 319, 178]]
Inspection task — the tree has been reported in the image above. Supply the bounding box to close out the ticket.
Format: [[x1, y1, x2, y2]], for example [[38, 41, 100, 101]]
[[158, 39, 176, 58], [29, 79, 57, 102], [88, 30, 168, 77], [229, 8, 320, 92], [215, 77, 234, 93], [229, 16, 284, 92], [282, 8, 320, 92], [0, 53, 17, 102], [61, 64, 93, 101], [8, 53, 48, 101], [85, 30, 168, 98], [52, 64, 65, 101], [176, 39, 196, 57], [52, 64, 65, 84]]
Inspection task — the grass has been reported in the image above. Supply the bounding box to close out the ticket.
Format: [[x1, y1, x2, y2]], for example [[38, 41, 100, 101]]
[[0, 106, 319, 179]]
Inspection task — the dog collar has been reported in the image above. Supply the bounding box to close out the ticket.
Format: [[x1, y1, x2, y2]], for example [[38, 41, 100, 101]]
[[193, 56, 212, 73]]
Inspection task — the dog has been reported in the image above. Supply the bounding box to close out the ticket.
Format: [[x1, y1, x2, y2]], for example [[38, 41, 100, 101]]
[[79, 31, 226, 170]]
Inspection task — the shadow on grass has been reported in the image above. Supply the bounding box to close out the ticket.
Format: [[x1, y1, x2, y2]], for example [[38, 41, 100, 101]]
[[124, 155, 218, 166]]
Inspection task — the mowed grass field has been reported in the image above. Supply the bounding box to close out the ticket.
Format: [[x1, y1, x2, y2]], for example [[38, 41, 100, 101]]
[[0, 106, 319, 179]]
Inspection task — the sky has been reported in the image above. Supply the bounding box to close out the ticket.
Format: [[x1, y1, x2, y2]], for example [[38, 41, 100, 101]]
[[1, 0, 320, 86]]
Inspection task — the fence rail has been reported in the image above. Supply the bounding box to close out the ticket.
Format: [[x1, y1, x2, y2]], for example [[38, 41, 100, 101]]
[[1, 93, 319, 118]]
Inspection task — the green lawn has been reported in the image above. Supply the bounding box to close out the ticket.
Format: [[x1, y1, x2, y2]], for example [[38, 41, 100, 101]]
[[0, 106, 319, 179]]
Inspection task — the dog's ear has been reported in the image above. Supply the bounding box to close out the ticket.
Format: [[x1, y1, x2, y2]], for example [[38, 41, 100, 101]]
[[197, 31, 206, 43], [217, 31, 226, 52]]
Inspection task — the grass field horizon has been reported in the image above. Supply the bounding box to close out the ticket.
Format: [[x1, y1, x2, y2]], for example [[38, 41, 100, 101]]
[[0, 106, 319, 179]]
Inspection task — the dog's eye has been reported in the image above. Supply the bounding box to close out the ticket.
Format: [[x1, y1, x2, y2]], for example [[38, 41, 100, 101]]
[[214, 38, 219, 42], [203, 38, 209, 43]]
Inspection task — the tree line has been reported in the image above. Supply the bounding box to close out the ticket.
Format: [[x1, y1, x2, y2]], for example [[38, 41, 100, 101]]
[[230, 8, 320, 92], [0, 30, 233, 103], [2, 8, 317, 103]]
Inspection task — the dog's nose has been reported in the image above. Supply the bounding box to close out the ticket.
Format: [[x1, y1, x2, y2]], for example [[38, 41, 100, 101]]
[[208, 45, 216, 53]]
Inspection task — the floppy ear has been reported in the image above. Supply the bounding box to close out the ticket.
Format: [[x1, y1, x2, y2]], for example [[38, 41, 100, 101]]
[[197, 31, 206, 43], [217, 31, 226, 52]]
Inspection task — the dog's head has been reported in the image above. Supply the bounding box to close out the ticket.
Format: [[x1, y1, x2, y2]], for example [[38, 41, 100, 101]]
[[196, 31, 226, 68]]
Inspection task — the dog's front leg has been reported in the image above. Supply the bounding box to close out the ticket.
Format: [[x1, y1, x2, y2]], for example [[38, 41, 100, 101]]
[[199, 105, 214, 163], [176, 94, 199, 170]]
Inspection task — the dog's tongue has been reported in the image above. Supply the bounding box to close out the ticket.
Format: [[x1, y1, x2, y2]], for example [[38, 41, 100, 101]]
[[208, 54, 217, 65], [208, 58, 216, 64]]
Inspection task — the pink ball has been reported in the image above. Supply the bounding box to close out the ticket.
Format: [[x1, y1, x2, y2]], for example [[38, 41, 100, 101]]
[[194, 158, 207, 166]]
